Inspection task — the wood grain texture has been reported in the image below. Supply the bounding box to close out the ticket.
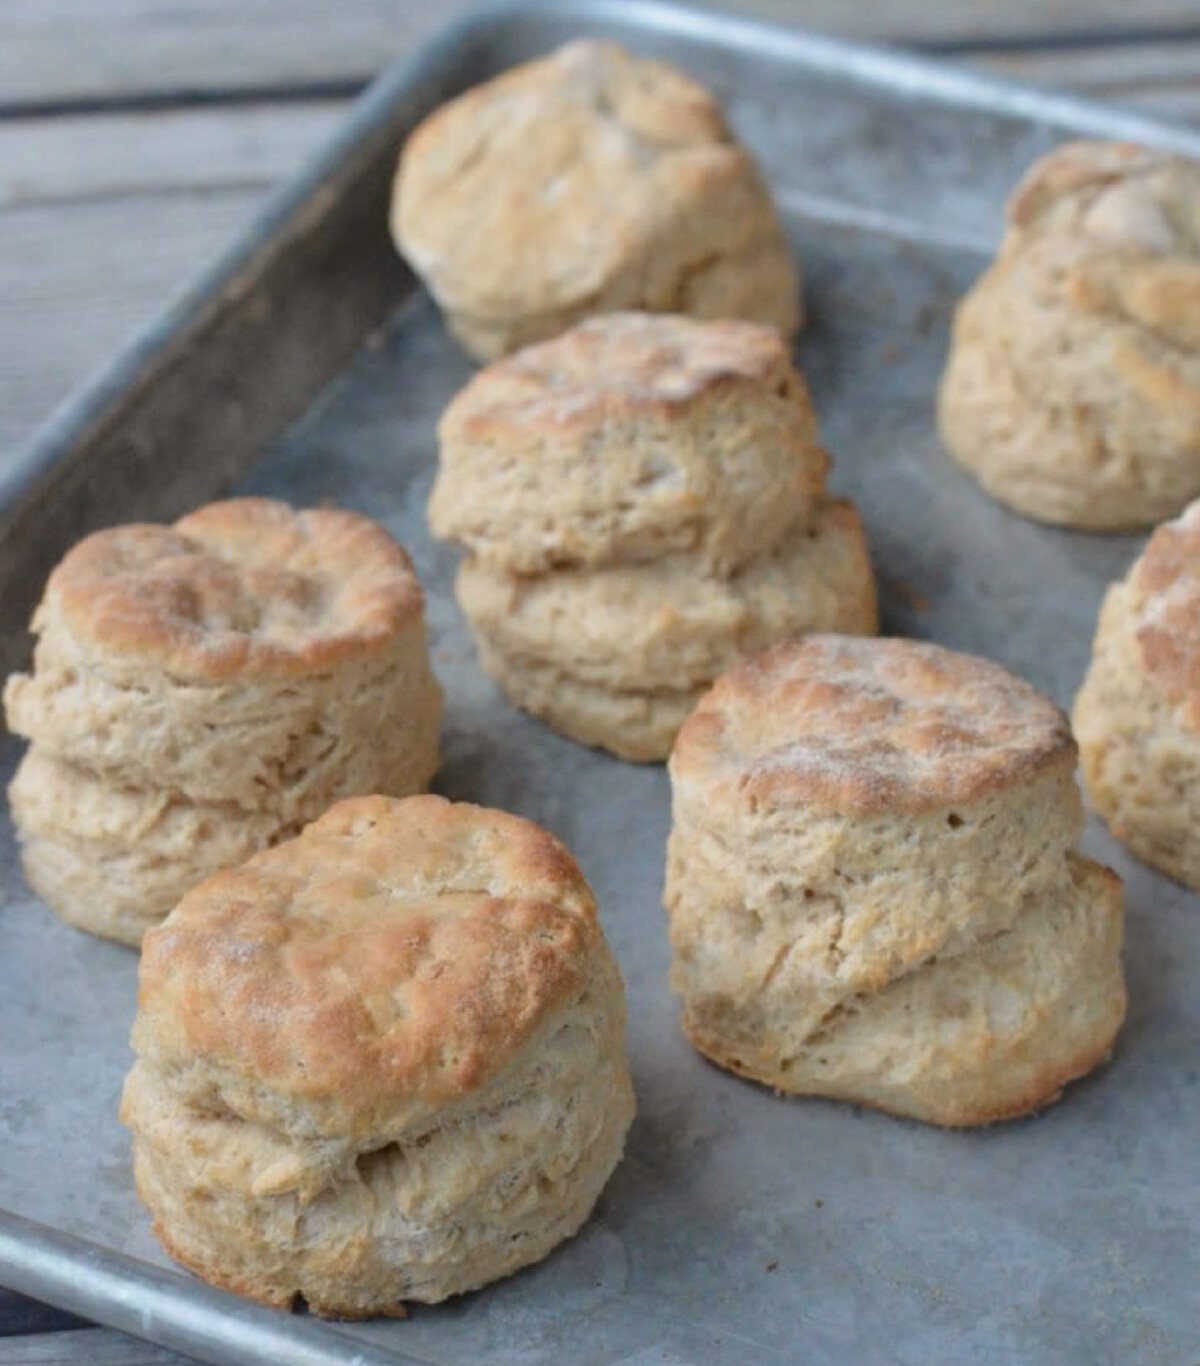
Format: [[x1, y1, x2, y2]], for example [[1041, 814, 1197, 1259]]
[[0, 190, 271, 452], [2, 0, 1198, 106]]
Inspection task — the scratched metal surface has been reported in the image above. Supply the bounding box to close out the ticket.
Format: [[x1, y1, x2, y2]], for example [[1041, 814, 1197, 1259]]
[[1, 3, 1199, 1363]]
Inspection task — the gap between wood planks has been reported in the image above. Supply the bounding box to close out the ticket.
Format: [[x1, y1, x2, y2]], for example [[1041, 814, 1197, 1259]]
[[2, 17, 1200, 123], [2, 0, 1200, 106], [1, 24, 1198, 213], [0, 102, 348, 209]]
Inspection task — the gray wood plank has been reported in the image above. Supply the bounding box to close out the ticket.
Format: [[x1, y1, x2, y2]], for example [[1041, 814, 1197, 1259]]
[[0, 0, 452, 108], [1120, 88, 1200, 123], [0, 189, 268, 452], [4, 32, 1197, 217], [0, 95, 350, 453], [3, 0, 1200, 107], [0, 103, 346, 209], [0, 1328, 196, 1364]]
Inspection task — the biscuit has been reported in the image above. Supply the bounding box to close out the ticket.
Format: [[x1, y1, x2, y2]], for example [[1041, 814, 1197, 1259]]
[[8, 751, 285, 947], [938, 140, 1200, 529], [665, 636, 1126, 1126], [459, 500, 878, 761], [430, 312, 828, 576], [1073, 498, 1200, 886], [429, 310, 877, 760], [120, 794, 635, 1316], [5, 499, 442, 945], [391, 40, 799, 361]]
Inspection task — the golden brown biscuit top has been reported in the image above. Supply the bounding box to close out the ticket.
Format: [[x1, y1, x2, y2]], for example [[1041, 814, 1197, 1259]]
[[135, 796, 600, 1136], [1002, 141, 1200, 351], [440, 312, 804, 439], [1131, 499, 1200, 719], [1007, 140, 1200, 255], [392, 40, 752, 318], [671, 636, 1073, 815], [36, 498, 423, 681]]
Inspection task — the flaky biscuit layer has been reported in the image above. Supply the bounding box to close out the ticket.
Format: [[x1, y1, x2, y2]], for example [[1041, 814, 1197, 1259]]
[[432, 313, 826, 576], [461, 502, 877, 762]]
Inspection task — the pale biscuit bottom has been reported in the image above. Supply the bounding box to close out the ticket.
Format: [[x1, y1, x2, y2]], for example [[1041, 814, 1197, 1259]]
[[460, 500, 877, 761], [475, 638, 700, 763], [1074, 581, 1200, 889], [443, 237, 802, 364], [458, 500, 876, 694], [937, 320, 1200, 531], [9, 708, 441, 947], [121, 968, 635, 1315], [677, 853, 1125, 1127], [9, 751, 284, 946]]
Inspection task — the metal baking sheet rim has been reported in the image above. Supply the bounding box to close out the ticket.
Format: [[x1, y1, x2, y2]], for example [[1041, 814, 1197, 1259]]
[[2, 4, 1200, 1365]]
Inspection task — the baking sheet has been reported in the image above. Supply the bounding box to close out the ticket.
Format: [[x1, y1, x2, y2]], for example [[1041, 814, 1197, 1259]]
[[2, 2, 1199, 1362]]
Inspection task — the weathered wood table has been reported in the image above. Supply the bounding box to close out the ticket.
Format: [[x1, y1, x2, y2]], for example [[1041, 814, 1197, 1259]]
[[1, 1, 1197, 1361]]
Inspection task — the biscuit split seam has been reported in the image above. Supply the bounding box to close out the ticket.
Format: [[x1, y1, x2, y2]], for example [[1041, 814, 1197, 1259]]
[[665, 636, 1126, 1127]]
